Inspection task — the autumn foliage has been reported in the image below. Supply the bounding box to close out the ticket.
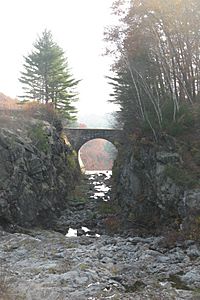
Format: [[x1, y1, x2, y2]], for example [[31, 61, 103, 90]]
[[0, 92, 18, 110], [80, 138, 117, 170]]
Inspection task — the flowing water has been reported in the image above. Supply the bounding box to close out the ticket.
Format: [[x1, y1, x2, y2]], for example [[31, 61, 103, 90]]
[[66, 170, 112, 237], [86, 170, 112, 201]]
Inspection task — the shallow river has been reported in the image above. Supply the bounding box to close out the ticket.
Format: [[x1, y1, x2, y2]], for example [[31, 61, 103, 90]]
[[66, 170, 112, 237], [86, 170, 112, 201]]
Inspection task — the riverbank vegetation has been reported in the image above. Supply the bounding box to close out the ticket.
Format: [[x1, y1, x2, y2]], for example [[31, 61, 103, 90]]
[[105, 0, 200, 139], [19, 29, 79, 121]]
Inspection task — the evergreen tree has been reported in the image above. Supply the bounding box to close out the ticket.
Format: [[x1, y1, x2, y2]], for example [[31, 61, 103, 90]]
[[19, 29, 79, 120]]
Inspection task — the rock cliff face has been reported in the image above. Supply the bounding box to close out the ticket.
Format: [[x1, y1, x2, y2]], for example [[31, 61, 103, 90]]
[[0, 119, 80, 228], [112, 134, 200, 230]]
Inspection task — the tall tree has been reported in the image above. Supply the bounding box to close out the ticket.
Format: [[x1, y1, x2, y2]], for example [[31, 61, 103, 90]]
[[19, 29, 79, 120], [105, 0, 200, 137]]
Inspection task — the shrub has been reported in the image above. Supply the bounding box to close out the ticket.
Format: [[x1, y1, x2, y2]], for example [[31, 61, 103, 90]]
[[67, 154, 77, 170], [71, 174, 88, 203], [28, 123, 49, 153], [186, 213, 200, 242], [104, 215, 122, 233], [22, 102, 59, 124], [165, 164, 198, 188], [141, 102, 196, 137], [189, 223, 200, 241], [98, 201, 121, 215], [161, 229, 184, 248], [163, 103, 194, 136]]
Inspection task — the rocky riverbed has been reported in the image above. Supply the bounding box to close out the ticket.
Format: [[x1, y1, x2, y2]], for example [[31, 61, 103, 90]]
[[54, 171, 113, 235], [1, 172, 200, 299], [1, 229, 200, 299]]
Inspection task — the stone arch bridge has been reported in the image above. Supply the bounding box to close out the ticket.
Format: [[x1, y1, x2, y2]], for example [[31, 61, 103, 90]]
[[64, 128, 123, 151]]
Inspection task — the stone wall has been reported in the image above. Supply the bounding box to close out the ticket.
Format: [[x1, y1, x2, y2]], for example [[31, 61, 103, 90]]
[[0, 119, 80, 228]]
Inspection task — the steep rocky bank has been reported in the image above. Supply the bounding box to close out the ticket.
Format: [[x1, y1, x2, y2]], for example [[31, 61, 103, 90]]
[[0, 116, 80, 229], [111, 133, 200, 233], [0, 112, 200, 299], [0, 125, 200, 299]]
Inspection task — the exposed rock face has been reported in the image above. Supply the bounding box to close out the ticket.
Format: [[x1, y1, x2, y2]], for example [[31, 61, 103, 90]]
[[112, 134, 199, 229], [0, 120, 80, 228]]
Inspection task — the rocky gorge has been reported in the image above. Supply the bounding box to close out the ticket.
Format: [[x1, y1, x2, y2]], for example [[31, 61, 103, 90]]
[[1, 171, 200, 300], [0, 112, 200, 299]]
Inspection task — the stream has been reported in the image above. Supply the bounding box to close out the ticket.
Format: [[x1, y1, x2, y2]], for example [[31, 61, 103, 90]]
[[60, 170, 113, 237], [86, 170, 112, 201]]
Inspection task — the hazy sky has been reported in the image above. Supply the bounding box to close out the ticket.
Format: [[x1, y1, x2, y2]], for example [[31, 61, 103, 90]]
[[0, 0, 117, 115]]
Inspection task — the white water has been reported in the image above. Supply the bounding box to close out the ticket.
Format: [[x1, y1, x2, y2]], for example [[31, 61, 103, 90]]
[[86, 170, 112, 179], [65, 228, 77, 237], [86, 170, 112, 201], [66, 170, 111, 237]]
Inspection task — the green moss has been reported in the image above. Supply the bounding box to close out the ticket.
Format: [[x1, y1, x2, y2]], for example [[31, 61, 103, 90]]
[[128, 212, 136, 222], [79, 263, 89, 271], [66, 242, 77, 249], [67, 154, 76, 169]]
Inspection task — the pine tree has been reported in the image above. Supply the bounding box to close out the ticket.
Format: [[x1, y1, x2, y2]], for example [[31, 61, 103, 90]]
[[19, 29, 79, 120]]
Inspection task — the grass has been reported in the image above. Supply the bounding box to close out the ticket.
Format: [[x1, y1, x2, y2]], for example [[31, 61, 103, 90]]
[[79, 263, 89, 271]]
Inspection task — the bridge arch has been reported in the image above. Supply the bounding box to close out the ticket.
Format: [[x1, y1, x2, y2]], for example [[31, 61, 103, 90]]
[[64, 128, 122, 152]]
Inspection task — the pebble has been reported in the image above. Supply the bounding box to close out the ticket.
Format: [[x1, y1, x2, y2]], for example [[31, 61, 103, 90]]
[[0, 172, 199, 299], [0, 229, 199, 299]]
